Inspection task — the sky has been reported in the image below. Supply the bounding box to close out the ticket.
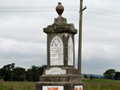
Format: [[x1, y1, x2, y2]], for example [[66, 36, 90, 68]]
[[0, 0, 120, 75]]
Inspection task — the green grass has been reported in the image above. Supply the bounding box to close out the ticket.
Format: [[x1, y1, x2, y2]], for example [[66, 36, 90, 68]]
[[0, 79, 34, 90], [83, 79, 120, 90], [0, 79, 120, 90], [83, 78, 118, 83]]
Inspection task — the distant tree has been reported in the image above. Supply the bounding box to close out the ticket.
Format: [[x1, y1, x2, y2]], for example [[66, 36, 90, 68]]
[[1, 63, 47, 81], [84, 74, 88, 78], [26, 66, 39, 81], [40, 65, 47, 75], [2, 63, 15, 81], [26, 65, 47, 81], [90, 74, 93, 80], [103, 69, 115, 79], [11, 67, 26, 81], [114, 72, 120, 80], [0, 69, 2, 79]]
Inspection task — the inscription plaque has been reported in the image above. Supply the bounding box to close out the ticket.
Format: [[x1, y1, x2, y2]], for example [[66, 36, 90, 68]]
[[50, 36, 63, 66], [45, 67, 66, 75], [43, 86, 64, 90], [68, 37, 74, 65]]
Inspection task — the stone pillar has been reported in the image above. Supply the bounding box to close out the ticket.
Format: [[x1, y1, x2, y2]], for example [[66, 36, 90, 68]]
[[42, 17, 79, 78], [35, 17, 85, 90], [35, 2, 85, 90], [45, 17, 76, 68]]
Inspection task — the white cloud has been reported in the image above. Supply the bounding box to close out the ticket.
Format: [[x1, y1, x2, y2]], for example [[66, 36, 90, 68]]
[[0, 38, 47, 68], [0, 38, 46, 56]]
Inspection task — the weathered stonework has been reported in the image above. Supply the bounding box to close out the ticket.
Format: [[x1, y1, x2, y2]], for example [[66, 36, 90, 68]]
[[44, 17, 77, 34], [35, 17, 84, 90], [43, 17, 77, 68]]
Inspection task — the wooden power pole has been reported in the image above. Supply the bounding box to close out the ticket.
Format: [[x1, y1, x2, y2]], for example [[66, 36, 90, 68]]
[[78, 0, 86, 78]]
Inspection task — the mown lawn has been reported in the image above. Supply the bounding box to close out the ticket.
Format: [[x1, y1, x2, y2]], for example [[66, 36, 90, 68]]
[[0, 79, 120, 90]]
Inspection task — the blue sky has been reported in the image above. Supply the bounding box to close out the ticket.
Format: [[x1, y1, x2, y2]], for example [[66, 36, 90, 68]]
[[0, 0, 120, 74]]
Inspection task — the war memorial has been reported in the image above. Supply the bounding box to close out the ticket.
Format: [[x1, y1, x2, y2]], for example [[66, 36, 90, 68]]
[[35, 2, 85, 90]]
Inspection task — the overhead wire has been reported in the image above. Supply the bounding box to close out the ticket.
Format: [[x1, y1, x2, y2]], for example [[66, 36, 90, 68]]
[[88, 6, 120, 14], [86, 6, 120, 19], [0, 6, 120, 19], [101, 0, 120, 4], [86, 11, 120, 19], [0, 5, 119, 12]]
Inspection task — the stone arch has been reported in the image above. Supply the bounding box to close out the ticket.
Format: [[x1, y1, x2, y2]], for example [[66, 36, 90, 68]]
[[50, 36, 64, 66]]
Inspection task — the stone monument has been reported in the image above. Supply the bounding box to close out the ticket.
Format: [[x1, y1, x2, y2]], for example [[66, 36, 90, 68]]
[[35, 2, 84, 90]]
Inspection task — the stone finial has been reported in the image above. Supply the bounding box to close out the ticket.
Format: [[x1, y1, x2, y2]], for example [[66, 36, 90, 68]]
[[56, 2, 64, 17]]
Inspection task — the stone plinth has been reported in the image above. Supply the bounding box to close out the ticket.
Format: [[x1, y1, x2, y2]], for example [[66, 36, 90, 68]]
[[35, 82, 84, 90]]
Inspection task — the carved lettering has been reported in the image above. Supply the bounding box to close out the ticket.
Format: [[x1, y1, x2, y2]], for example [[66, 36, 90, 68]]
[[50, 36, 63, 66]]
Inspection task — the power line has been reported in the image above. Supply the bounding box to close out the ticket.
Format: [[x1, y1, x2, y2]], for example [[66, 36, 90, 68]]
[[88, 6, 120, 14], [86, 11, 120, 19], [101, 0, 120, 4], [0, 6, 120, 13], [0, 6, 78, 12], [0, 6, 120, 19], [0, 10, 54, 12], [87, 6, 120, 18]]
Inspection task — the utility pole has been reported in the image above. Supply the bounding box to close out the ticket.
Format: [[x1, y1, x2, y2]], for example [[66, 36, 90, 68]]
[[78, 0, 86, 78]]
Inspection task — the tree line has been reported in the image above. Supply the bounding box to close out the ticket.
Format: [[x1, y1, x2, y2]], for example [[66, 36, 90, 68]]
[[1, 63, 120, 81], [104, 69, 120, 80], [0, 63, 47, 81], [83, 69, 120, 80]]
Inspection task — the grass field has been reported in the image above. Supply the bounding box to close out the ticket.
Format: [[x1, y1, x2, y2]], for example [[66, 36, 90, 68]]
[[83, 79, 120, 90], [0, 80, 34, 90], [0, 79, 120, 90]]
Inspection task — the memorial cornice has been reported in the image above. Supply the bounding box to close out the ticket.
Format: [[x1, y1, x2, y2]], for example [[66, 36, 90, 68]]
[[43, 17, 77, 34]]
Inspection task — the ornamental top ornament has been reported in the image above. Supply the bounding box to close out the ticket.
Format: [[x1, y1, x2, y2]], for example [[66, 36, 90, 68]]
[[56, 2, 64, 17]]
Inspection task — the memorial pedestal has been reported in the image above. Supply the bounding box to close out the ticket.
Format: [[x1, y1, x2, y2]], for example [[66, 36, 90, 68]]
[[35, 6, 85, 90]]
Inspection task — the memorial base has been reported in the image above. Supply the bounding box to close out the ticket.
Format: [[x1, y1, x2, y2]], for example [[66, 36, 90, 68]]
[[35, 82, 85, 90]]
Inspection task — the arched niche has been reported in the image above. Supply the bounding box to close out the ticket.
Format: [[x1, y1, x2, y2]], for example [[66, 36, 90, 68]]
[[50, 36, 64, 66], [68, 36, 74, 66]]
